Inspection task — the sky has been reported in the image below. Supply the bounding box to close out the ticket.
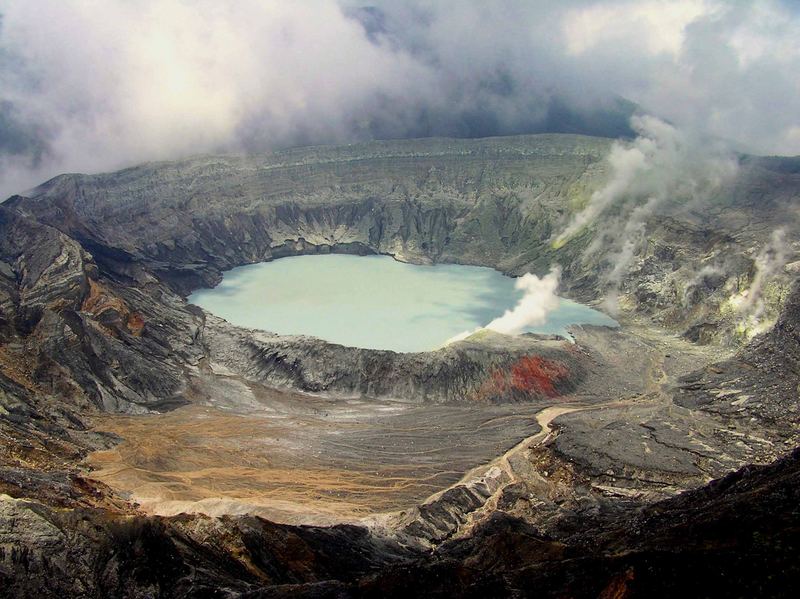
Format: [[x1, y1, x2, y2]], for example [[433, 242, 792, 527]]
[[1, 0, 799, 198]]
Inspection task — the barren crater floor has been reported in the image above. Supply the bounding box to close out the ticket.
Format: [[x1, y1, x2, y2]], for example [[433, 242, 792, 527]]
[[85, 389, 546, 524], [81, 323, 705, 526]]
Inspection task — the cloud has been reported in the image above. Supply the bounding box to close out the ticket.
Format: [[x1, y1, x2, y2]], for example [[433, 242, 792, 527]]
[[0, 1, 799, 198], [0, 1, 432, 195], [563, 0, 709, 56]]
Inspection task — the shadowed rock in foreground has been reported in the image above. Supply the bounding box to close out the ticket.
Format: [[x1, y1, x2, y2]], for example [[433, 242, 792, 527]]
[[2, 448, 798, 597]]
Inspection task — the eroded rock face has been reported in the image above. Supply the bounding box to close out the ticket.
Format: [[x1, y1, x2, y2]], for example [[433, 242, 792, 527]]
[[8, 138, 798, 346], [0, 208, 89, 338], [204, 316, 584, 403], [4, 137, 609, 299], [0, 493, 414, 597], [363, 448, 800, 599], [0, 205, 203, 415], [676, 282, 800, 432]]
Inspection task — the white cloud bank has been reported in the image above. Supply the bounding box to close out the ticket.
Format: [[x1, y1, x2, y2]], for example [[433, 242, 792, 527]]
[[1, 0, 799, 198]]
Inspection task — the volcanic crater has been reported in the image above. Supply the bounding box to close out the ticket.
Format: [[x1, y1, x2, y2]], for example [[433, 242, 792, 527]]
[[2, 135, 800, 596]]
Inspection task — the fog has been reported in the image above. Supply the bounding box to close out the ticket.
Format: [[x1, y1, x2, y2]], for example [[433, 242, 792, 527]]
[[1, 1, 798, 198]]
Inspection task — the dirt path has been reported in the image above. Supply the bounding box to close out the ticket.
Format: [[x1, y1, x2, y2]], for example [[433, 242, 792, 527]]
[[388, 325, 709, 542]]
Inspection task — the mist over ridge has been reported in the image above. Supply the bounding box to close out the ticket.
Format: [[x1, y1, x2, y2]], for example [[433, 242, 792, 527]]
[[1, 0, 799, 198]]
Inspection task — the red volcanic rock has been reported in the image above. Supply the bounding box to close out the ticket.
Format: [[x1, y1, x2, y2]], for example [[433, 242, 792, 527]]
[[475, 355, 569, 401], [510, 355, 569, 396]]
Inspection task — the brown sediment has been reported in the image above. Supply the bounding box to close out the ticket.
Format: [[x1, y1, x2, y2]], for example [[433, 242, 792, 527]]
[[0, 345, 40, 392], [126, 312, 145, 336], [85, 398, 545, 524], [82, 278, 127, 316], [81, 278, 144, 336]]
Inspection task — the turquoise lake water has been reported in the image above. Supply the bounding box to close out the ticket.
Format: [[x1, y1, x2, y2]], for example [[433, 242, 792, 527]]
[[189, 254, 617, 352]]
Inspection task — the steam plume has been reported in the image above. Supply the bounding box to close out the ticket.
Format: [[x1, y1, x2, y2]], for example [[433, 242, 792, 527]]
[[485, 268, 562, 335], [682, 263, 726, 308], [734, 228, 790, 334], [445, 266, 561, 345], [555, 115, 737, 312]]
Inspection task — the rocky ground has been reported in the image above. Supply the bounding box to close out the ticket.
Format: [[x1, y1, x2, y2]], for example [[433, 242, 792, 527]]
[[0, 134, 799, 596]]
